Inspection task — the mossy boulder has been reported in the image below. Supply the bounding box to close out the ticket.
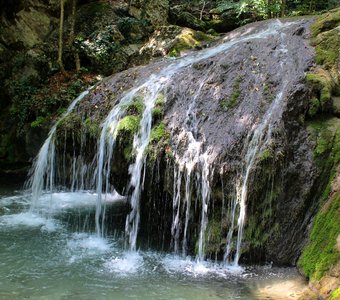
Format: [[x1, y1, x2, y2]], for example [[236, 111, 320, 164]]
[[128, 0, 169, 26], [169, 5, 207, 32], [167, 28, 216, 57], [0, 7, 56, 48], [307, 8, 340, 118], [306, 69, 334, 115], [140, 25, 216, 58]]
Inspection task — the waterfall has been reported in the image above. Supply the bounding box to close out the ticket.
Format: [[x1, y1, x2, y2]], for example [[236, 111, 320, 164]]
[[27, 19, 297, 261]]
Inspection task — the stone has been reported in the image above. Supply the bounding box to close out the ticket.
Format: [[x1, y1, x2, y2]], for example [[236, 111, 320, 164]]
[[1, 8, 55, 48], [128, 0, 169, 26]]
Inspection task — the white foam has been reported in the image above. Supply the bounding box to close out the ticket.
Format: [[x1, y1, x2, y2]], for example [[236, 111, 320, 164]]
[[33, 191, 126, 212], [67, 233, 112, 252], [104, 252, 143, 275], [162, 255, 244, 278], [0, 194, 30, 208], [0, 212, 59, 231]]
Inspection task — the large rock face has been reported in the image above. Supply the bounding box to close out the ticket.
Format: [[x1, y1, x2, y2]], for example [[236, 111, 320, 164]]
[[39, 17, 339, 266]]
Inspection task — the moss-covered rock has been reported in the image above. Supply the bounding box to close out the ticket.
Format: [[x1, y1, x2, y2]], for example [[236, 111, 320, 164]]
[[169, 6, 207, 32], [307, 8, 340, 118], [168, 28, 216, 57], [116, 115, 141, 137], [128, 0, 169, 26]]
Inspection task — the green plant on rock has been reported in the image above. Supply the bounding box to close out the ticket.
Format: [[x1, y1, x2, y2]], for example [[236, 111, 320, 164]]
[[306, 72, 333, 112], [31, 115, 50, 128], [220, 75, 243, 110], [168, 28, 216, 57], [205, 219, 226, 256], [258, 148, 273, 162], [150, 122, 166, 144], [121, 94, 145, 116], [152, 93, 165, 122], [116, 115, 141, 137], [84, 117, 100, 138]]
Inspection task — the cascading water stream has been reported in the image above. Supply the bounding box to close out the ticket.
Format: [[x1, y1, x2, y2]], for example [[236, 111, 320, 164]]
[[27, 89, 92, 212], [230, 26, 293, 266]]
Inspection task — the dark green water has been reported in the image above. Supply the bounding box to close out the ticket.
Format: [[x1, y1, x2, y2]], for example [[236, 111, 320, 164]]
[[0, 186, 306, 300]]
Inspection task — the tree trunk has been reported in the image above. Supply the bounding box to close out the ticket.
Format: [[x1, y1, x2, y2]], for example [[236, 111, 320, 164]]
[[58, 0, 66, 76], [200, 1, 206, 20], [267, 0, 273, 19], [281, 0, 286, 17], [69, 0, 81, 72]]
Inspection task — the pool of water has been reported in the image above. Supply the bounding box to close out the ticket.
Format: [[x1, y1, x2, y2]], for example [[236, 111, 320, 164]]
[[0, 188, 306, 300]]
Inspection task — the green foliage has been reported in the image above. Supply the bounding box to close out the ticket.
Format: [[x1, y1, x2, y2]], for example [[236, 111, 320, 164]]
[[30, 115, 49, 128], [298, 192, 340, 280]]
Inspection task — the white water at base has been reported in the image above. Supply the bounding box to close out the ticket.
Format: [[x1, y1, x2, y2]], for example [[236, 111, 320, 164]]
[[0, 188, 307, 299]]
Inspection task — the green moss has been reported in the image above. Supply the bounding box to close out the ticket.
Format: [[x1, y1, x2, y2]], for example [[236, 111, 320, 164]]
[[220, 76, 243, 110], [57, 112, 82, 132], [330, 286, 340, 300], [168, 28, 216, 57], [122, 94, 145, 116], [258, 148, 273, 162], [123, 144, 133, 161], [299, 117, 340, 280], [84, 117, 100, 138], [115, 115, 141, 161], [310, 8, 340, 38], [307, 118, 340, 161], [205, 219, 225, 255], [31, 115, 49, 128], [306, 72, 333, 113], [152, 93, 165, 121], [116, 115, 140, 136], [308, 97, 321, 118], [244, 186, 281, 252], [298, 192, 340, 280], [150, 122, 167, 144]]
